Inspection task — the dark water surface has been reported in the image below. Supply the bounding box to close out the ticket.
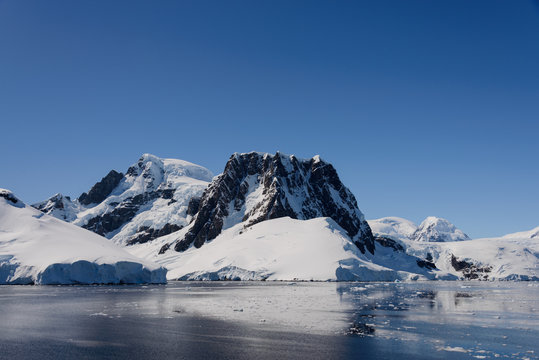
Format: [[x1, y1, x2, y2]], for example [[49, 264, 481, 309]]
[[0, 282, 537, 359]]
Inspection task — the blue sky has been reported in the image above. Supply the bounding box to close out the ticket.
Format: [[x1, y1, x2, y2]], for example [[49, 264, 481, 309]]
[[1, 0, 538, 238]]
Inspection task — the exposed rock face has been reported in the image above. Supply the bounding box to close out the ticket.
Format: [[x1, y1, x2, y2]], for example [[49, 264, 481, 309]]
[[374, 236, 405, 252], [33, 154, 213, 246], [411, 216, 469, 242], [450, 255, 492, 280], [78, 170, 123, 206], [81, 189, 176, 236], [126, 223, 183, 245], [172, 152, 374, 254], [416, 259, 437, 270]]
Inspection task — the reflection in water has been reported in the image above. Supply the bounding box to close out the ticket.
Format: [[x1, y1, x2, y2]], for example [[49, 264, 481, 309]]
[[0, 282, 537, 360]]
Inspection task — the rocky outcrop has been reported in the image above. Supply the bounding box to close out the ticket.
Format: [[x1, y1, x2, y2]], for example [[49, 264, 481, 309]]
[[78, 170, 123, 206], [374, 236, 405, 252], [127, 223, 183, 245], [450, 255, 492, 280], [32, 193, 78, 221], [172, 152, 375, 254], [82, 189, 176, 236]]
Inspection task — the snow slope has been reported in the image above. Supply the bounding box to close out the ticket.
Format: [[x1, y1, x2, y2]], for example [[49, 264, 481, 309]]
[[129, 217, 437, 281], [0, 189, 166, 284]]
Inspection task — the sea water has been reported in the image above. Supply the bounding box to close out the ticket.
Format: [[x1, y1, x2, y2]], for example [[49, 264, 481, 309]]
[[0, 281, 537, 359]]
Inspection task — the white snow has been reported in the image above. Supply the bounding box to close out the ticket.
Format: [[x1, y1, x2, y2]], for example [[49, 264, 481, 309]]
[[368, 216, 469, 243], [371, 215, 538, 281], [405, 234, 539, 281], [0, 189, 166, 284], [129, 217, 429, 281], [501, 226, 539, 240], [411, 216, 470, 242], [368, 217, 418, 241]]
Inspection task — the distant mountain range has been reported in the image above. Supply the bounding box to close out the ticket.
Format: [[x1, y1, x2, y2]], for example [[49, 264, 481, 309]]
[[1, 152, 536, 284]]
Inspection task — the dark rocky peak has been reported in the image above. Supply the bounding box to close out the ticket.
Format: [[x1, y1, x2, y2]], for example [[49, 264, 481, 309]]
[[78, 170, 124, 206], [171, 151, 374, 254]]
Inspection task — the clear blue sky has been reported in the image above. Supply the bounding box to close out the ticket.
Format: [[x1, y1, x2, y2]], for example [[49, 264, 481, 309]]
[[1, 0, 538, 238]]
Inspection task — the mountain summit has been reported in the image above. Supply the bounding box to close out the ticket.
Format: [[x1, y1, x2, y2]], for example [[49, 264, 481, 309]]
[[411, 216, 470, 242]]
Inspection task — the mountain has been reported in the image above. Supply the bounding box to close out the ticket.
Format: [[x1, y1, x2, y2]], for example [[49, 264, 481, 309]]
[[404, 230, 539, 281], [411, 216, 470, 242], [162, 152, 375, 255], [34, 154, 213, 246], [368, 216, 469, 243], [367, 217, 418, 242], [33, 152, 538, 282], [0, 189, 166, 284], [369, 216, 538, 280]]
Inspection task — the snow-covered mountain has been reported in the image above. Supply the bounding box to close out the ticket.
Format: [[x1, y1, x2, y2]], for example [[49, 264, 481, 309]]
[[368, 216, 469, 243], [369, 216, 538, 281], [0, 189, 166, 284], [403, 231, 539, 281], [32, 152, 538, 282], [34, 154, 213, 246], [33, 193, 80, 222], [411, 216, 470, 242], [161, 152, 375, 255]]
